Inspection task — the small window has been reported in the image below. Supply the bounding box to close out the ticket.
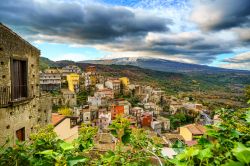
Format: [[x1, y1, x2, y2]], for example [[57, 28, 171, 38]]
[[16, 127, 25, 141]]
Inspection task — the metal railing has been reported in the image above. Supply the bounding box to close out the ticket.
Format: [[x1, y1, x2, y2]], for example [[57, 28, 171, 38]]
[[0, 86, 11, 107], [0, 86, 36, 107]]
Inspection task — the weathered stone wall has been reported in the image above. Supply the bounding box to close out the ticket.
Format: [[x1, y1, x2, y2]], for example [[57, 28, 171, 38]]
[[39, 93, 52, 125], [0, 23, 50, 146], [0, 99, 39, 145]]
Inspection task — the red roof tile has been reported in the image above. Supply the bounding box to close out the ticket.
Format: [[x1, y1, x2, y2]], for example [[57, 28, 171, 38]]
[[184, 124, 205, 135], [51, 113, 66, 126], [185, 140, 198, 146]]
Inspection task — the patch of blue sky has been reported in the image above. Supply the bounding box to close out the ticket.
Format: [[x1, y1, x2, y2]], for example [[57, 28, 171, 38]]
[[210, 53, 235, 66], [100, 0, 189, 8], [33, 42, 109, 61]]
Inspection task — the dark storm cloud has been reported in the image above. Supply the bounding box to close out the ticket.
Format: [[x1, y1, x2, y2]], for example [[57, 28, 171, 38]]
[[191, 0, 250, 31], [0, 0, 247, 66], [143, 33, 233, 63], [148, 46, 231, 64], [0, 0, 170, 42]]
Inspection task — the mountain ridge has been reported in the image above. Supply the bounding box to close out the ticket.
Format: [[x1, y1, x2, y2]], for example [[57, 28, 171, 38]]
[[80, 57, 250, 74]]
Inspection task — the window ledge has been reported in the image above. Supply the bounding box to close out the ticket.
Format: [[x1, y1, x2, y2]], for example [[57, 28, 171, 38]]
[[9, 97, 34, 106]]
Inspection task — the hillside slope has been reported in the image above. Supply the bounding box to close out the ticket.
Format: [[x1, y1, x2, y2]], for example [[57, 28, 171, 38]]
[[82, 57, 250, 74], [40, 57, 250, 93]]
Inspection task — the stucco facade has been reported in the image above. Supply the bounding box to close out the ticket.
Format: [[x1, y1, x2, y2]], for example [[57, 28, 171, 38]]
[[54, 118, 79, 142], [67, 73, 80, 93]]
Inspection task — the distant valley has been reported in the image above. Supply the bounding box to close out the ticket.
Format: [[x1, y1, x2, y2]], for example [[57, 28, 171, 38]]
[[81, 57, 250, 74], [40, 56, 250, 110]]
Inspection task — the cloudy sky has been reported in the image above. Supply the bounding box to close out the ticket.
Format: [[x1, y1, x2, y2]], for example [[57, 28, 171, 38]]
[[0, 0, 250, 70]]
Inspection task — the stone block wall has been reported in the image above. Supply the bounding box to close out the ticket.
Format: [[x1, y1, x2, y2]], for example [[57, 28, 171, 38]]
[[0, 23, 51, 146]]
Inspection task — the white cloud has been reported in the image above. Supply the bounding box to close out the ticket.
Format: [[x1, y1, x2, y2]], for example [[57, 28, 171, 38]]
[[223, 52, 250, 63], [52, 53, 89, 61], [220, 63, 250, 70], [219, 52, 250, 70], [1, 0, 250, 70]]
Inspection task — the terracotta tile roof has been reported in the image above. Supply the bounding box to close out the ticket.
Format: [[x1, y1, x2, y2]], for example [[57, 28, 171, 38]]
[[112, 80, 120, 83], [94, 143, 116, 151], [184, 124, 205, 135], [185, 140, 198, 146], [51, 113, 66, 126], [164, 134, 184, 141], [97, 88, 113, 92], [196, 124, 206, 133]]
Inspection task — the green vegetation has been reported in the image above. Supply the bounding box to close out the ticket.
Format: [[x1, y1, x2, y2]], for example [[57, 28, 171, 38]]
[[50, 90, 61, 97], [1, 108, 250, 165], [58, 107, 73, 116], [245, 85, 250, 101], [167, 108, 250, 166], [40, 57, 250, 111], [109, 116, 131, 143], [74, 123, 98, 151], [96, 128, 163, 166], [40, 57, 57, 71], [76, 91, 88, 106], [118, 93, 140, 107], [0, 125, 88, 165], [0, 117, 163, 166], [168, 113, 195, 130]]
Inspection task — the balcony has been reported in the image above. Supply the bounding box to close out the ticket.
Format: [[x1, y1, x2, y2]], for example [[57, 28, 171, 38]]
[[0, 86, 35, 108], [0, 86, 11, 107]]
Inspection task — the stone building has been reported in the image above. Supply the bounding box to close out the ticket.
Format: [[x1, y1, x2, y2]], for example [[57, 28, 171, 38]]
[[40, 72, 61, 91], [105, 78, 120, 95], [84, 66, 98, 90], [62, 65, 81, 75], [0, 23, 51, 146], [61, 89, 77, 107]]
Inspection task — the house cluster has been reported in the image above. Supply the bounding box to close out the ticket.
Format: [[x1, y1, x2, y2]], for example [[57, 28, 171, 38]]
[[167, 96, 212, 125], [50, 64, 210, 155], [51, 66, 174, 147], [39, 66, 81, 107]]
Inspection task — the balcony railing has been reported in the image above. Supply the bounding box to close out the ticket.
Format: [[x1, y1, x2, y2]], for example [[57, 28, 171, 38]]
[[0, 86, 36, 107], [0, 86, 11, 107]]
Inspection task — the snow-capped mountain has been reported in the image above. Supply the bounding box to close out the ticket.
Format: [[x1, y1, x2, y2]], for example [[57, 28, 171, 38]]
[[80, 57, 250, 74]]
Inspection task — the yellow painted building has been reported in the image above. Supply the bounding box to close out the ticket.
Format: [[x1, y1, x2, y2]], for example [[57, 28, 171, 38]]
[[119, 77, 130, 87], [179, 124, 205, 141], [67, 73, 80, 92], [90, 75, 97, 86]]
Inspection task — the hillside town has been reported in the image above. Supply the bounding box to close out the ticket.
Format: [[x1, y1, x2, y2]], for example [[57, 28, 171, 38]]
[[1, 0, 250, 164], [44, 64, 213, 154], [0, 23, 217, 159]]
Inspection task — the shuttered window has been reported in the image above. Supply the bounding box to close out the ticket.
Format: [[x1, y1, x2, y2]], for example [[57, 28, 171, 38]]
[[12, 59, 28, 100], [16, 127, 25, 141]]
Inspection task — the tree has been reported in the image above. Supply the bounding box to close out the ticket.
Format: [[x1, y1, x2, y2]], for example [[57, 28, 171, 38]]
[[109, 116, 131, 143], [74, 123, 98, 151], [96, 128, 164, 166], [76, 91, 88, 106], [0, 125, 87, 166], [120, 82, 124, 96], [58, 107, 73, 116]]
